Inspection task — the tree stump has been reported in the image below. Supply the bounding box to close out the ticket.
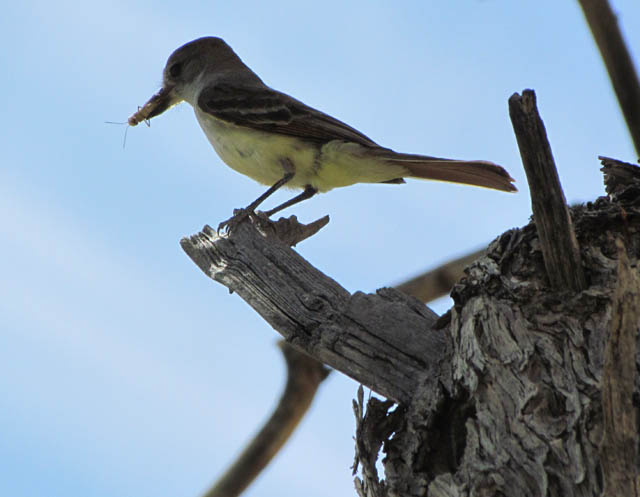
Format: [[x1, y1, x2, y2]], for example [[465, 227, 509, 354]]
[[180, 95, 640, 495]]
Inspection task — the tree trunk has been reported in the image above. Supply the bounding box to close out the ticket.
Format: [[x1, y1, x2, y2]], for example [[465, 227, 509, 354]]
[[180, 130, 640, 497], [354, 154, 640, 497], [356, 182, 640, 496]]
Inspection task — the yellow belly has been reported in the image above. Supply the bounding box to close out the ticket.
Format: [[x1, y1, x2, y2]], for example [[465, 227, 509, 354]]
[[195, 108, 407, 192]]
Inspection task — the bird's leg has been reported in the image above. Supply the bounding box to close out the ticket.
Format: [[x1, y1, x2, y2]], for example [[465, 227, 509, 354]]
[[264, 185, 318, 217], [244, 172, 295, 213], [218, 161, 296, 233]]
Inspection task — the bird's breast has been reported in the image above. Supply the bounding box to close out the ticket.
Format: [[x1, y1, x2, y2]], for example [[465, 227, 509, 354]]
[[194, 108, 319, 188]]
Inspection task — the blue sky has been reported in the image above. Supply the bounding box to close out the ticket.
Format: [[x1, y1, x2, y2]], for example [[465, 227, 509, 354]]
[[1, 1, 639, 496]]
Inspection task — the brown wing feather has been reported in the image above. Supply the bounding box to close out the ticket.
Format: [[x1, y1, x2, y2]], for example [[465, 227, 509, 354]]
[[197, 83, 380, 147]]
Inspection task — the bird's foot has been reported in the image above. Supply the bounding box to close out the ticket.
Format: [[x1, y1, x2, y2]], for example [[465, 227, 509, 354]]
[[217, 208, 256, 234], [217, 208, 275, 233]]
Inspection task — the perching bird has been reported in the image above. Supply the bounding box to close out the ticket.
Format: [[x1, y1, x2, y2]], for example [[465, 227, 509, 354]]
[[129, 37, 516, 229]]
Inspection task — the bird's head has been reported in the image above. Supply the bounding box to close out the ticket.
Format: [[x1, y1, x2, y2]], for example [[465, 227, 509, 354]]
[[128, 37, 250, 126]]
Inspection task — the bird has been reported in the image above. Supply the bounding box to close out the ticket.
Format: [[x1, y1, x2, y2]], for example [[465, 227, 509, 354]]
[[129, 37, 516, 230]]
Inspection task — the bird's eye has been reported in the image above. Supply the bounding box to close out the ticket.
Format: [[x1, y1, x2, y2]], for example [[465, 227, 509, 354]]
[[168, 62, 182, 78]]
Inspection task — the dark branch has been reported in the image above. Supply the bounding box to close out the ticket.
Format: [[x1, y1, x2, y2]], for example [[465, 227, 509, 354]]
[[394, 248, 485, 303], [578, 0, 640, 156], [509, 89, 587, 292], [202, 342, 329, 497]]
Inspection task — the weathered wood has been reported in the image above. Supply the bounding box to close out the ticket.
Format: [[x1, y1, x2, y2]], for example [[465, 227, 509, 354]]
[[353, 385, 404, 497], [180, 217, 448, 405], [509, 90, 587, 292], [179, 149, 640, 495], [599, 155, 640, 195], [578, 0, 640, 156], [600, 238, 640, 497], [247, 212, 330, 246], [354, 158, 640, 497]]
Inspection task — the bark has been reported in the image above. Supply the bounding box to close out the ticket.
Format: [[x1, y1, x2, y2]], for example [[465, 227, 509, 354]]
[[181, 154, 640, 496], [509, 90, 586, 292], [181, 214, 447, 405], [351, 157, 640, 497], [600, 238, 640, 496], [181, 161, 640, 496]]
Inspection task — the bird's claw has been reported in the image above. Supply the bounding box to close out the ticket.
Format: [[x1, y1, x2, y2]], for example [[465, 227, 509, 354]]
[[217, 208, 255, 234]]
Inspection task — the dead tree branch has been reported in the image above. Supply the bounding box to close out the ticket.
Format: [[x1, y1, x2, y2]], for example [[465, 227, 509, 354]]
[[509, 89, 587, 292], [578, 0, 640, 155], [201, 342, 329, 497], [180, 215, 448, 405], [394, 248, 485, 303]]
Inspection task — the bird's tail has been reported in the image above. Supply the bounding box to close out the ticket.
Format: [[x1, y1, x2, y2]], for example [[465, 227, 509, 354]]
[[377, 150, 517, 192]]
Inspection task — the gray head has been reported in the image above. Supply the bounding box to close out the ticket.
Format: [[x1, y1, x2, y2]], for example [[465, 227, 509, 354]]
[[163, 37, 255, 97], [129, 37, 258, 125]]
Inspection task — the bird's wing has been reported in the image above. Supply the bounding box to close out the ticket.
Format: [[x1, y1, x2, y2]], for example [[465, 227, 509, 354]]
[[197, 82, 380, 147]]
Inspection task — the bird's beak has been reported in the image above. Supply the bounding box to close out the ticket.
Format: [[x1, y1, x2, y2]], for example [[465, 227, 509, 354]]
[[128, 85, 180, 126]]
